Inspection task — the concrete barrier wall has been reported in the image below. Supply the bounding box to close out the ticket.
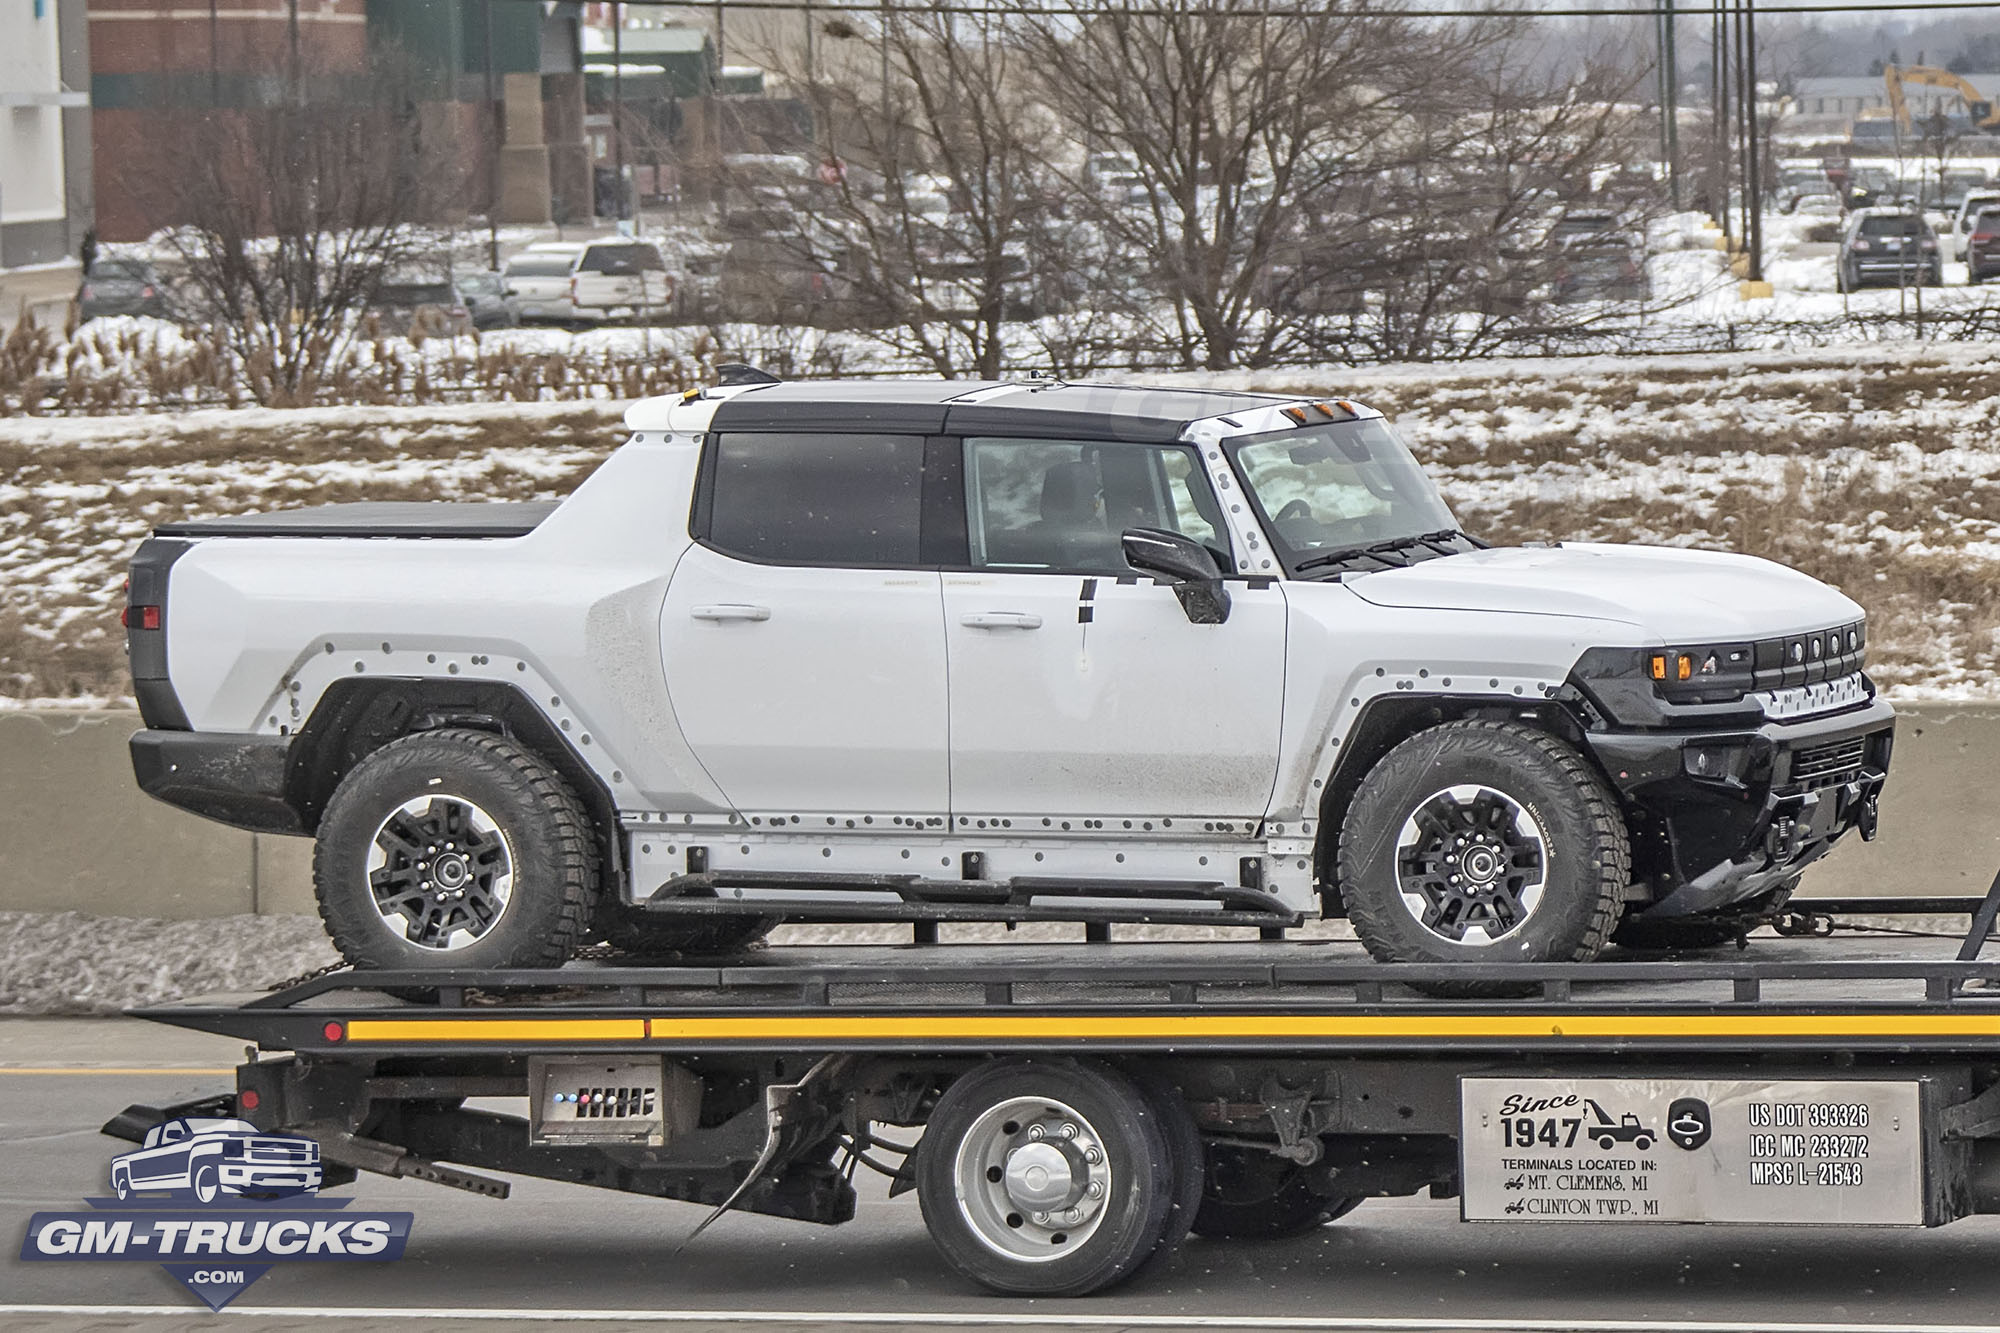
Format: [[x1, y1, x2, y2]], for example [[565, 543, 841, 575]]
[[0, 706, 1992, 919]]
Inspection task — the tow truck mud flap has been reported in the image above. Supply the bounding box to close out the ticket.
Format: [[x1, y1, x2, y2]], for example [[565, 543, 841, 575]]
[[1460, 1076, 1940, 1225]]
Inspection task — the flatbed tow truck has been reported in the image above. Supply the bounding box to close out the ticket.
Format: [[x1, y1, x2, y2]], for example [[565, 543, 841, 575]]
[[103, 886, 2000, 1297]]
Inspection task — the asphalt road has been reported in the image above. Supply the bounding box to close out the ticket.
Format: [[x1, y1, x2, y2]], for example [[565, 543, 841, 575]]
[[5, 1019, 2000, 1333]]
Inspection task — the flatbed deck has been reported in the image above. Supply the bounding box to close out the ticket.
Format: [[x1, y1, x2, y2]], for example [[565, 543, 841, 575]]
[[143, 931, 2000, 1058]]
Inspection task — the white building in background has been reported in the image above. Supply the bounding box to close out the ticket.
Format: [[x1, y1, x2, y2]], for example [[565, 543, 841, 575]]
[[0, 0, 91, 268]]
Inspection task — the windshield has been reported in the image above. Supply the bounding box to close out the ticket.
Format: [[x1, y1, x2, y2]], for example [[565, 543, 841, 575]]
[[1225, 417, 1458, 573]]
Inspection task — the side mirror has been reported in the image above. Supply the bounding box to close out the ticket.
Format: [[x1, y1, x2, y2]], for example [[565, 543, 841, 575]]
[[1122, 527, 1232, 625]]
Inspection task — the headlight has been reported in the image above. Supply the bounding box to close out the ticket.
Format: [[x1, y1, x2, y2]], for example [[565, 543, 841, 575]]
[[1647, 644, 1754, 702]]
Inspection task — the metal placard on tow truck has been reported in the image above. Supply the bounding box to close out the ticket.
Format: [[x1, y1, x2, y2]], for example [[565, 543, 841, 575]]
[[1460, 1077, 1925, 1225]]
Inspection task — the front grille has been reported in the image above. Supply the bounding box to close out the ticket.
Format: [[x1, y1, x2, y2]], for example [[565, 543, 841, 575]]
[[1749, 621, 1866, 692], [1789, 737, 1868, 790]]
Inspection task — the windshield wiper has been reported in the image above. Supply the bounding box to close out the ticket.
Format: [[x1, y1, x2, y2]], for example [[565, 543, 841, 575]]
[[1294, 529, 1470, 575]]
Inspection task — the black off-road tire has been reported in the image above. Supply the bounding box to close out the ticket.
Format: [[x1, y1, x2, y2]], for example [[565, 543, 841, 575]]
[[600, 911, 780, 959], [1337, 720, 1628, 995], [916, 1059, 1174, 1296], [1189, 1144, 1362, 1239], [313, 728, 598, 971]]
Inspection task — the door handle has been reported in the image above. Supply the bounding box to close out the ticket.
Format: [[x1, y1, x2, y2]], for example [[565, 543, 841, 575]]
[[691, 603, 772, 623], [960, 611, 1043, 630]]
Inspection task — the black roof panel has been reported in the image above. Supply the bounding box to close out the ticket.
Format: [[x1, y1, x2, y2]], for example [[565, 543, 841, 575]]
[[706, 380, 1291, 441], [707, 380, 1008, 434]]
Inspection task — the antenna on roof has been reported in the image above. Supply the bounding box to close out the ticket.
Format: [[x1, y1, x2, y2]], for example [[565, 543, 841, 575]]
[[714, 363, 782, 387], [1020, 368, 1068, 392]]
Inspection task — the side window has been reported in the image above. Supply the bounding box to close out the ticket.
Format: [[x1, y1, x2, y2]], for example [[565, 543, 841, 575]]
[[704, 433, 926, 567], [963, 438, 1226, 573]]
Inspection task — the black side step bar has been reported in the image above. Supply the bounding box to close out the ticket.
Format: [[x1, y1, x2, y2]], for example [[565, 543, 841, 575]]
[[641, 870, 1299, 928]]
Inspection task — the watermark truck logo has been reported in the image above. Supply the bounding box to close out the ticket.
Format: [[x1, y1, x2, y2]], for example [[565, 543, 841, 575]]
[[20, 1117, 413, 1310]]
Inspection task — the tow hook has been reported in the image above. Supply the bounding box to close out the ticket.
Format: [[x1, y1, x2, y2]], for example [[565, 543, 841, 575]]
[[1859, 792, 1880, 841]]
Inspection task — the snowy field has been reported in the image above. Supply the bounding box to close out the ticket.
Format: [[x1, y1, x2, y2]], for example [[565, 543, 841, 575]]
[[8, 340, 2000, 704]]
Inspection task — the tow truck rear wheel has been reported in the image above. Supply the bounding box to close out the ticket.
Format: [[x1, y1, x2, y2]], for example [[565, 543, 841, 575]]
[[1338, 720, 1628, 994], [1190, 1145, 1362, 1239], [916, 1059, 1175, 1296], [313, 728, 598, 971]]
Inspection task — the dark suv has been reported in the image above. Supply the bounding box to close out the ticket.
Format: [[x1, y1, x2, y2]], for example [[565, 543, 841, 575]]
[[1967, 209, 2000, 283], [1836, 208, 1942, 291]]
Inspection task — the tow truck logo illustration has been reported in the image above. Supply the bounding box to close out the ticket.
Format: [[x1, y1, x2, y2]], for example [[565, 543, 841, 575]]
[[20, 1116, 412, 1311], [1582, 1099, 1658, 1152]]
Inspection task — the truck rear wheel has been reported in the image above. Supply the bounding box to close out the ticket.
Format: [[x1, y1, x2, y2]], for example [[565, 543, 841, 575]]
[[916, 1059, 1175, 1296], [313, 728, 598, 971], [1190, 1145, 1362, 1239], [601, 911, 779, 959], [1337, 720, 1627, 991]]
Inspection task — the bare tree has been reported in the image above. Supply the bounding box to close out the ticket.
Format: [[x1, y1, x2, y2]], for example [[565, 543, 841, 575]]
[[1015, 3, 1490, 370], [143, 62, 464, 406], [733, 10, 1068, 378]]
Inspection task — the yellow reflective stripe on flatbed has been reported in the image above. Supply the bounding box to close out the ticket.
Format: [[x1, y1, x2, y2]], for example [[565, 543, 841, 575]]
[[332, 1012, 2000, 1044], [344, 1018, 647, 1043]]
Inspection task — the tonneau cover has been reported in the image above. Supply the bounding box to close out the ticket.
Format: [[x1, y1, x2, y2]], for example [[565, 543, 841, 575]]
[[155, 501, 559, 539]]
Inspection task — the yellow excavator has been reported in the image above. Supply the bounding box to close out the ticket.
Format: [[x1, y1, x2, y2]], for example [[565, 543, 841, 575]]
[[1883, 64, 2000, 131]]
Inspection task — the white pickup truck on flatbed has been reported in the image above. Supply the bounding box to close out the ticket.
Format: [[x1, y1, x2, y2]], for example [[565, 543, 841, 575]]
[[124, 371, 1892, 977]]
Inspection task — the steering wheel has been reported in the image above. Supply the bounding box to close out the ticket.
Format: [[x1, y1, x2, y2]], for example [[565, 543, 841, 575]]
[[1275, 498, 1314, 522]]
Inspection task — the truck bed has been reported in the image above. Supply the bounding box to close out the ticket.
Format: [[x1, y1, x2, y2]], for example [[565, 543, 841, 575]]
[[154, 500, 559, 539]]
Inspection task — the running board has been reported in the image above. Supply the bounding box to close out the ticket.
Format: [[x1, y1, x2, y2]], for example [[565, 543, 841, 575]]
[[641, 870, 1299, 928]]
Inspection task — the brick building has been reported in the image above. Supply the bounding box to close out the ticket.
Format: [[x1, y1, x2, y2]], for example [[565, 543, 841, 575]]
[[87, 0, 592, 242]]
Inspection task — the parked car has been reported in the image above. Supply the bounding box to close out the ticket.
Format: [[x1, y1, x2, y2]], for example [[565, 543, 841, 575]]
[[454, 270, 520, 330], [1552, 242, 1650, 302], [126, 376, 1891, 978], [503, 245, 584, 324], [369, 277, 472, 338], [77, 258, 169, 321], [1836, 208, 1942, 291], [109, 1117, 321, 1203], [1966, 209, 2000, 282], [1944, 189, 2000, 262], [1789, 192, 1843, 218], [502, 240, 674, 326]]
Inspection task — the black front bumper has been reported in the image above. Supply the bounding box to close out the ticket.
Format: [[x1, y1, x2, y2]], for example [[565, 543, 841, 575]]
[[130, 730, 305, 835], [1582, 697, 1894, 918]]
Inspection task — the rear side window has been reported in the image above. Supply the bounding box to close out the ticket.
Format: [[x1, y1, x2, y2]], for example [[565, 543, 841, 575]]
[[704, 433, 926, 567]]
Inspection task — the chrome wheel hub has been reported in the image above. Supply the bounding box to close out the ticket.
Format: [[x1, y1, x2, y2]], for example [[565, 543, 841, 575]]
[[954, 1096, 1111, 1262]]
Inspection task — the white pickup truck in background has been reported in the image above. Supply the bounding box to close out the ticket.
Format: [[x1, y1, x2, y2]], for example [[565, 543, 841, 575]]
[[502, 239, 673, 325]]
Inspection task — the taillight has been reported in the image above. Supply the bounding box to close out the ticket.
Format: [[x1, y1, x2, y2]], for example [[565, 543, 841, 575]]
[[142, 285, 156, 298], [122, 605, 161, 630], [80, 284, 94, 300]]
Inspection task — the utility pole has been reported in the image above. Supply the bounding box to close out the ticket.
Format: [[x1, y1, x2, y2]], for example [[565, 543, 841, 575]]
[[1712, 0, 1731, 243], [484, 0, 499, 270], [1744, 0, 1763, 282], [1661, 4, 1681, 209], [614, 1, 626, 227]]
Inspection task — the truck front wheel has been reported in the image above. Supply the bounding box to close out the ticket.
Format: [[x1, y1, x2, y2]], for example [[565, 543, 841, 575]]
[[313, 729, 598, 971], [1337, 721, 1627, 986], [916, 1059, 1175, 1295]]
